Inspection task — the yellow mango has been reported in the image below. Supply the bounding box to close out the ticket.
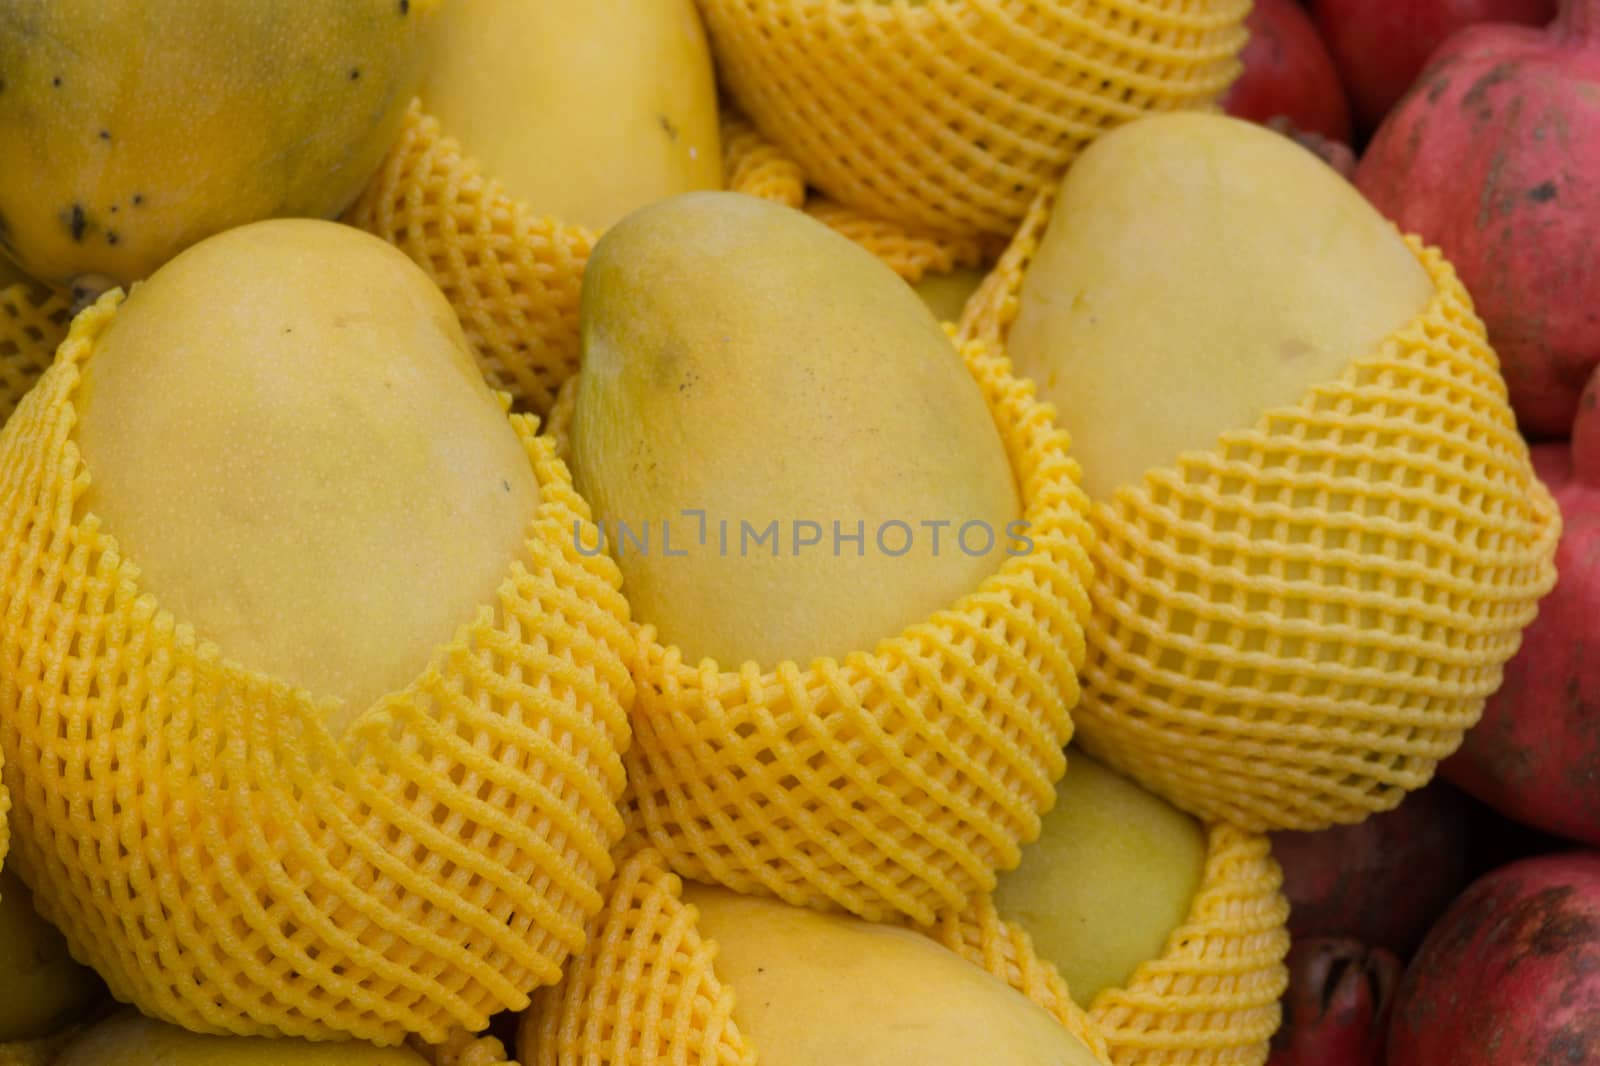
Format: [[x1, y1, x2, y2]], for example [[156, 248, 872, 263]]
[[74, 219, 539, 728], [570, 192, 1020, 668], [992, 752, 1208, 1006], [419, 0, 721, 232], [685, 884, 1102, 1066], [912, 266, 986, 324], [1007, 113, 1433, 502], [0, 870, 104, 1042]]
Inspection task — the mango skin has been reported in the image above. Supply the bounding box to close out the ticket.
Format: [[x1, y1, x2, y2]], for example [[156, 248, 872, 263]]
[[74, 220, 540, 729], [570, 192, 1020, 669], [420, 0, 721, 232], [0, 0, 433, 286], [0, 869, 104, 1042], [992, 751, 1208, 1007], [912, 266, 987, 324], [684, 884, 1103, 1066], [1008, 113, 1433, 502], [55, 1012, 428, 1066]]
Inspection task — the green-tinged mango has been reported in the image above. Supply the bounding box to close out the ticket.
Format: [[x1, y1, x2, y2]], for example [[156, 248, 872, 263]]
[[55, 1012, 428, 1066], [992, 751, 1209, 1007]]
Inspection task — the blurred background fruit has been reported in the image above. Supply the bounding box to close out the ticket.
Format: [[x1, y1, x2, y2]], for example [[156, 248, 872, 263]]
[[1268, 937, 1401, 1066]]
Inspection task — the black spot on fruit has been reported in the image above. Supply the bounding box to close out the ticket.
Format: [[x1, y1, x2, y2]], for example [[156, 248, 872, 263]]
[[98, 129, 110, 142], [350, 68, 361, 81], [63, 204, 87, 243], [658, 114, 679, 141], [132, 194, 144, 206], [51, 76, 62, 88], [106, 231, 119, 246], [1528, 181, 1559, 204], [400, 0, 410, 12]]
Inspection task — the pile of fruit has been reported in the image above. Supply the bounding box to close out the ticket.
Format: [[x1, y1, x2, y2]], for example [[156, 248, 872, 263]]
[[0, 1, 1595, 1064]]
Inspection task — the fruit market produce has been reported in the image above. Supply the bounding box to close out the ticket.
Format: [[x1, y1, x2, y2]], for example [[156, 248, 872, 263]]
[[1311, 0, 1558, 134], [0, 257, 69, 426], [990, 751, 1290, 1064], [966, 112, 1561, 831], [0, 220, 634, 1043], [696, 0, 1251, 241], [0, 870, 103, 1043], [0, 0, 433, 288], [1267, 938, 1401, 1066], [1444, 367, 1600, 844], [993, 753, 1210, 1006], [1357, 0, 1600, 438], [348, 0, 728, 415], [550, 190, 1096, 925], [1272, 781, 1471, 955], [1387, 851, 1600, 1064], [1225, 0, 1354, 142], [54, 1012, 429, 1066], [519, 847, 1113, 1066], [571, 191, 1019, 669]]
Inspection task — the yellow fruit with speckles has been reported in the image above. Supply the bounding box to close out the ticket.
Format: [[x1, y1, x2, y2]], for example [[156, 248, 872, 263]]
[[0, 0, 435, 287]]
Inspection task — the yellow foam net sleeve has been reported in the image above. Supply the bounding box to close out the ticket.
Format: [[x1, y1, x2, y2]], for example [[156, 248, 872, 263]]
[[546, 335, 1097, 925], [520, 847, 1115, 1066], [929, 824, 1289, 1065], [961, 188, 1563, 832], [697, 0, 1250, 242], [0, 294, 638, 1045], [0, 282, 71, 428]]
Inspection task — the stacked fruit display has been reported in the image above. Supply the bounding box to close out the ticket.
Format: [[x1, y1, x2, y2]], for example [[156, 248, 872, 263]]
[[0, 2, 1593, 1065]]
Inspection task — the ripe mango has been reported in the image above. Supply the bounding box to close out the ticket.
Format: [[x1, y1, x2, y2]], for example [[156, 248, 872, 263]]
[[0, 1, 433, 286], [74, 219, 539, 729], [569, 192, 1020, 668], [419, 0, 720, 232], [993, 752, 1208, 1006], [685, 884, 1103, 1066], [1008, 113, 1432, 502]]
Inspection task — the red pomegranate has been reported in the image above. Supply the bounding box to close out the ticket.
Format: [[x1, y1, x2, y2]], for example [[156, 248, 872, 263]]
[[1271, 781, 1470, 956], [1355, 0, 1600, 438], [1269, 938, 1402, 1066], [1388, 851, 1600, 1065], [1311, 0, 1558, 133], [1225, 0, 1353, 142], [1443, 366, 1600, 844]]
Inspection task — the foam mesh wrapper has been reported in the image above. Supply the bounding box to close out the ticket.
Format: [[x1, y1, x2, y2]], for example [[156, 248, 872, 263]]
[[698, 0, 1251, 242], [0, 294, 639, 1044], [546, 333, 1097, 925], [960, 186, 1563, 832]]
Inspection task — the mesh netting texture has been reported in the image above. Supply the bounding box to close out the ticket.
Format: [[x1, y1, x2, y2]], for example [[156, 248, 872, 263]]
[[961, 188, 1563, 831], [697, 0, 1251, 240], [522, 846, 1115, 1065], [0, 282, 70, 428], [547, 336, 1097, 925], [0, 295, 639, 1044]]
